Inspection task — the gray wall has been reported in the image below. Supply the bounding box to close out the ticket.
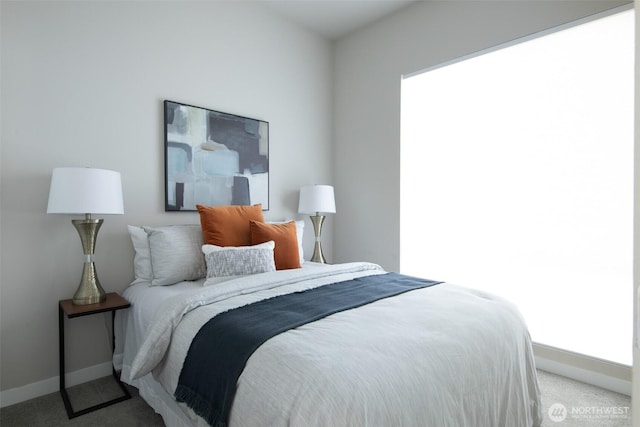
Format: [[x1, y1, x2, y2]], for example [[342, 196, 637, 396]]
[[333, 0, 630, 271], [0, 1, 332, 395]]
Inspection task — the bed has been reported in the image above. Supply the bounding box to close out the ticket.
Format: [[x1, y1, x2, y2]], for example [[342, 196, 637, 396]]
[[113, 205, 542, 427]]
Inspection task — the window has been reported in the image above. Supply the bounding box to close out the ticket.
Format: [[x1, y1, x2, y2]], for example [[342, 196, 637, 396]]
[[400, 7, 634, 365]]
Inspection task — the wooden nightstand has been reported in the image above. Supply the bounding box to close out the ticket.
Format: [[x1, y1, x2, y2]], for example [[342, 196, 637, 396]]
[[58, 292, 131, 418]]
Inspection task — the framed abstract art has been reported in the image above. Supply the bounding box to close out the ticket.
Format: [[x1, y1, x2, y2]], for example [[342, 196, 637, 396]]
[[164, 100, 269, 211]]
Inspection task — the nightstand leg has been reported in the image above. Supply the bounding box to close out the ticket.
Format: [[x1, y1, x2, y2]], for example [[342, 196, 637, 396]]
[[59, 305, 74, 417], [110, 311, 131, 397]]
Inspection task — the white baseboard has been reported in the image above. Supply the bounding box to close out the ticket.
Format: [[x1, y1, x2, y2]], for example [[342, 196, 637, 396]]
[[0, 361, 113, 408], [533, 343, 632, 396]]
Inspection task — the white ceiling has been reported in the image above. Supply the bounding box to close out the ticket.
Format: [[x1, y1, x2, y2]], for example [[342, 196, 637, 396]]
[[263, 0, 418, 40]]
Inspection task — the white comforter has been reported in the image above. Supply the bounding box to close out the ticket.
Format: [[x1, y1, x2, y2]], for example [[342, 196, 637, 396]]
[[120, 262, 542, 427]]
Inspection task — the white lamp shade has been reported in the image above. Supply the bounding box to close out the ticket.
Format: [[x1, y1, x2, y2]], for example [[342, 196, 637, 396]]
[[298, 185, 336, 214], [47, 167, 124, 215]]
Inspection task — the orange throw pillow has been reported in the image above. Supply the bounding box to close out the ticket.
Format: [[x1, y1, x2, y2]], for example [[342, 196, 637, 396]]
[[197, 204, 264, 246], [250, 220, 301, 270]]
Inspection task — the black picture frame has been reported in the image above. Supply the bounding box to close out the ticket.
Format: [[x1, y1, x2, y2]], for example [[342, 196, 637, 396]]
[[164, 100, 269, 211]]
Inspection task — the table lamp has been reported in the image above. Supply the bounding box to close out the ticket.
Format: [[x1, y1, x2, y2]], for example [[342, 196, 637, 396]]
[[298, 185, 336, 263], [47, 167, 124, 305]]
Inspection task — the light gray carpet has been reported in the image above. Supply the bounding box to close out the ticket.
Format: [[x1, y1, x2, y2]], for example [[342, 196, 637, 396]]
[[537, 370, 631, 427], [0, 377, 164, 427], [0, 369, 631, 426]]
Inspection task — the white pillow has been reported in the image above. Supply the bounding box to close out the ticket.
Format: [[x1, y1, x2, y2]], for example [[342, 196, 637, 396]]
[[127, 225, 152, 284], [143, 225, 206, 286], [202, 241, 276, 278], [268, 220, 304, 264]]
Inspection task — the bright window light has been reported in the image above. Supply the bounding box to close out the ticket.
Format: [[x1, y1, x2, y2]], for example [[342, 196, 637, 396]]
[[400, 8, 634, 365]]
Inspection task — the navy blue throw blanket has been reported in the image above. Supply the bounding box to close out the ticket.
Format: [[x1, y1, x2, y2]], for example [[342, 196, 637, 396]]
[[175, 272, 442, 427]]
